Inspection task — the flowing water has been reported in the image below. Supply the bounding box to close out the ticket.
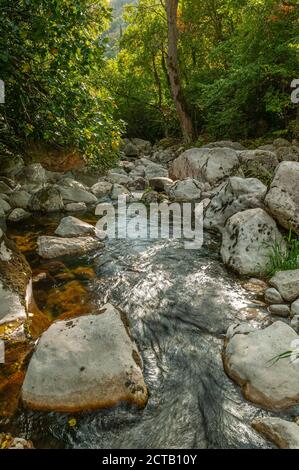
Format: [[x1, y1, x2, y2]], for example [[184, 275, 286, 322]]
[[3, 209, 279, 449]]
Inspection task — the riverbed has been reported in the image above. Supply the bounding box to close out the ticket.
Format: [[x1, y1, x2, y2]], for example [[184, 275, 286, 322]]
[[3, 210, 277, 448]]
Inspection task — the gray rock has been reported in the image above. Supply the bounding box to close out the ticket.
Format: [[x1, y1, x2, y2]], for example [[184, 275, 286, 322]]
[[149, 177, 173, 192], [130, 165, 146, 178], [141, 190, 168, 205], [144, 163, 169, 179], [265, 162, 299, 235], [170, 147, 239, 186], [65, 202, 87, 212], [0, 181, 13, 194], [151, 148, 176, 164], [91, 181, 112, 198], [276, 145, 299, 162], [238, 150, 279, 175], [291, 315, 299, 332], [168, 178, 203, 202], [202, 140, 245, 151], [224, 321, 299, 409], [269, 304, 290, 317], [55, 216, 95, 238], [111, 184, 132, 201], [269, 270, 299, 302], [58, 185, 97, 205], [24, 163, 47, 184], [0, 230, 31, 328], [9, 190, 31, 210], [127, 177, 148, 191], [0, 153, 24, 177], [108, 168, 127, 176], [226, 323, 256, 340], [221, 208, 285, 276], [265, 288, 283, 304], [123, 141, 139, 158], [204, 177, 267, 232], [107, 172, 133, 186], [29, 186, 64, 212], [0, 198, 11, 214], [119, 161, 135, 173], [60, 177, 88, 191], [37, 236, 103, 259], [22, 304, 148, 412], [139, 157, 153, 167], [131, 138, 152, 155], [291, 299, 299, 317], [273, 138, 291, 148], [257, 144, 277, 152], [8, 208, 31, 223], [252, 417, 299, 449]]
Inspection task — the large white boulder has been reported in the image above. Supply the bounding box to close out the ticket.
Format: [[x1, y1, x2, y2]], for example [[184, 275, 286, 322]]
[[37, 236, 103, 259], [22, 304, 148, 412], [204, 177, 267, 232], [224, 321, 299, 410], [54, 216, 95, 238], [265, 162, 299, 235], [221, 208, 284, 276], [170, 147, 239, 185]]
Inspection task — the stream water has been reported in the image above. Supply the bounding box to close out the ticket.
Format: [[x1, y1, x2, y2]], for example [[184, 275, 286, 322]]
[[3, 209, 278, 449]]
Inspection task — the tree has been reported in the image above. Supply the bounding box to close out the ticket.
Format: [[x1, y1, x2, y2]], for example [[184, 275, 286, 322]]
[[0, 0, 123, 170], [165, 0, 194, 143]]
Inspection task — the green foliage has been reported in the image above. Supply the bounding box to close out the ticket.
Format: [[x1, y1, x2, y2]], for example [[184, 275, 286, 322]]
[[106, 0, 299, 142], [0, 0, 124, 170], [267, 230, 299, 277]]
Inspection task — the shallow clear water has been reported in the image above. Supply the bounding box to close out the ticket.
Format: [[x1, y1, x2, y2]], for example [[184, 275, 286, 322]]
[[5, 211, 279, 448]]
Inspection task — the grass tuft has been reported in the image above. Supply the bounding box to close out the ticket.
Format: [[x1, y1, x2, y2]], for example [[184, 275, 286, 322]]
[[267, 229, 299, 277]]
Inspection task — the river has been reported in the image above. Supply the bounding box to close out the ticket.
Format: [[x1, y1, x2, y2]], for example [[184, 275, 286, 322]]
[[5, 208, 276, 449]]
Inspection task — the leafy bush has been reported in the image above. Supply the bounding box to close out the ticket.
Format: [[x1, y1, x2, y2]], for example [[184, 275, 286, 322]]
[[0, 0, 123, 170]]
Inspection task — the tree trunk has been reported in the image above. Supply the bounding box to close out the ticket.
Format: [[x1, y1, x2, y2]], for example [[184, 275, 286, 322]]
[[165, 0, 194, 143]]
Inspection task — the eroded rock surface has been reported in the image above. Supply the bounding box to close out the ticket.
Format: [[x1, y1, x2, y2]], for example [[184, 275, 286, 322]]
[[224, 321, 299, 410], [22, 304, 148, 412]]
